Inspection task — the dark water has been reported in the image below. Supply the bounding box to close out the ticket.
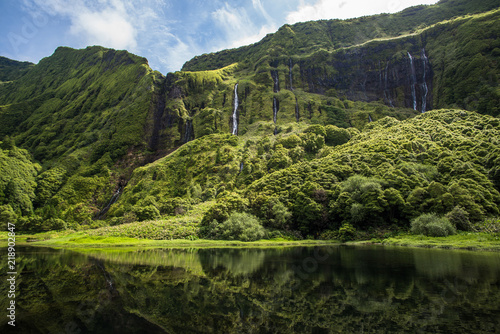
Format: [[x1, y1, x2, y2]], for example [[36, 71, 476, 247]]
[[1, 245, 500, 333]]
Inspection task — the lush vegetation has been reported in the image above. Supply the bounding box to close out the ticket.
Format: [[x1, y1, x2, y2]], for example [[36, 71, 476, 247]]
[[0, 0, 499, 246]]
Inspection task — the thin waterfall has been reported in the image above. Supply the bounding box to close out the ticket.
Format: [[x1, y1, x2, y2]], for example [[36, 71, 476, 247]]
[[271, 70, 279, 93], [273, 97, 278, 124], [96, 187, 122, 219], [184, 119, 193, 143], [272, 70, 280, 135], [421, 48, 429, 113], [232, 83, 239, 135], [273, 97, 279, 135], [384, 61, 394, 107], [368, 114, 373, 123], [289, 58, 293, 90], [408, 52, 417, 110], [295, 97, 299, 122]]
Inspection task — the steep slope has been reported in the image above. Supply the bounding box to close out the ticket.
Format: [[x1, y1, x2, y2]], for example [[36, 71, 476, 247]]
[[0, 47, 171, 228], [183, 0, 500, 71], [110, 110, 500, 237], [0, 56, 33, 82], [180, 1, 500, 117]]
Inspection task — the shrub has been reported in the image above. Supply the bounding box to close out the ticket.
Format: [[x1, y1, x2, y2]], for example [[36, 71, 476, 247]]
[[203, 212, 266, 241], [411, 213, 456, 237], [445, 205, 472, 231], [134, 205, 160, 221], [325, 125, 351, 146], [338, 223, 356, 242], [319, 230, 338, 240]]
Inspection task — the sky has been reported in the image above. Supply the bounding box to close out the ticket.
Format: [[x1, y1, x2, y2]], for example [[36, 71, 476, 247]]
[[0, 0, 439, 74]]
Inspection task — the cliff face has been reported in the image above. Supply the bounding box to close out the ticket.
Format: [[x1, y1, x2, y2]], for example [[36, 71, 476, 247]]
[[275, 42, 433, 112]]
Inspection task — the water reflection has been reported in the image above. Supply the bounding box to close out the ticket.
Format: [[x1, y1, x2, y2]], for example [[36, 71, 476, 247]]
[[1, 246, 499, 333]]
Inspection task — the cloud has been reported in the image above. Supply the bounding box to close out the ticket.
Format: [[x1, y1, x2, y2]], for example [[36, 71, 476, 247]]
[[70, 8, 136, 49], [29, 0, 138, 50], [286, 0, 439, 24], [211, 3, 277, 50]]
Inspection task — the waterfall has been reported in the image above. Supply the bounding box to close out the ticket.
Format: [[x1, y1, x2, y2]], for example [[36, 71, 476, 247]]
[[239, 162, 244, 172], [184, 119, 193, 143], [421, 48, 429, 113], [271, 70, 279, 93], [407, 52, 417, 110], [368, 114, 373, 123], [232, 83, 239, 135], [96, 187, 122, 219], [295, 97, 299, 122], [384, 61, 394, 107], [273, 97, 278, 124], [273, 97, 279, 135], [289, 58, 293, 91]]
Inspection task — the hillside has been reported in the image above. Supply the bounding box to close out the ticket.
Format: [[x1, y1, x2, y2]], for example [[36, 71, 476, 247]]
[[0, 0, 499, 238], [107, 109, 499, 237]]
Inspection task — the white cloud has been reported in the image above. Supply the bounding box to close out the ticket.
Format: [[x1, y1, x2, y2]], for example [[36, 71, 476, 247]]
[[70, 8, 136, 49], [286, 0, 439, 24], [211, 3, 277, 50], [29, 0, 138, 50]]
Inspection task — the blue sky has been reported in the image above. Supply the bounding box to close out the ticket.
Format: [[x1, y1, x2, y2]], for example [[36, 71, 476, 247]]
[[0, 0, 438, 74]]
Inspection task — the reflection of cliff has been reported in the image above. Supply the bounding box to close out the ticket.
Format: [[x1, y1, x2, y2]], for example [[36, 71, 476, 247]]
[[3, 246, 500, 333]]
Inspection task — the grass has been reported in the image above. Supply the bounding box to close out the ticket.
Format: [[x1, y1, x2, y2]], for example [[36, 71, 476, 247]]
[[5, 228, 499, 252], [11, 232, 339, 249], [380, 232, 500, 251]]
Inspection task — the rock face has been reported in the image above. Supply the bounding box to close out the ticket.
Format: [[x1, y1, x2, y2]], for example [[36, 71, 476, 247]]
[[293, 44, 433, 111]]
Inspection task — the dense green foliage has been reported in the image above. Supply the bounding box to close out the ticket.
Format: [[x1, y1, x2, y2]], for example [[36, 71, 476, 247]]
[[0, 56, 33, 82], [109, 109, 500, 238], [202, 212, 266, 241], [410, 213, 456, 237], [0, 0, 499, 240]]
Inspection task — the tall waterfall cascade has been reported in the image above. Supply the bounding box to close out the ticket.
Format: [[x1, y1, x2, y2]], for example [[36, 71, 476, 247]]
[[408, 52, 417, 110], [232, 83, 239, 135], [421, 49, 429, 113]]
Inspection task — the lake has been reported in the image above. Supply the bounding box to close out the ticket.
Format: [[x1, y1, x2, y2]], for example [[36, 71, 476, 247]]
[[1, 245, 500, 333]]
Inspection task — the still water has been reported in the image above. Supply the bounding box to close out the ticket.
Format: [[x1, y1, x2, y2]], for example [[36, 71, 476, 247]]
[[1, 245, 500, 333]]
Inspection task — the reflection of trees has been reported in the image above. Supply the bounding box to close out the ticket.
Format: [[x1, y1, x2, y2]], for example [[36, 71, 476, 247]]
[[2, 246, 500, 333], [198, 248, 268, 277]]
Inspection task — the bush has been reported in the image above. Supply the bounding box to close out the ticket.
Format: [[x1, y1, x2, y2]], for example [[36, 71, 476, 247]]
[[203, 212, 266, 241], [445, 205, 472, 231], [411, 213, 456, 237], [134, 205, 160, 221], [319, 230, 338, 240], [338, 223, 356, 242]]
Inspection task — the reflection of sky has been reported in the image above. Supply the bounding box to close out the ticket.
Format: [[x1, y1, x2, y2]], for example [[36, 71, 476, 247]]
[[1, 0, 438, 74]]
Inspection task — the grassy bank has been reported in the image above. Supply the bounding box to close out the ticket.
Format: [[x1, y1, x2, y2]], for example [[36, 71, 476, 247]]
[[1, 230, 339, 249], [3, 229, 500, 251], [380, 232, 500, 251]]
